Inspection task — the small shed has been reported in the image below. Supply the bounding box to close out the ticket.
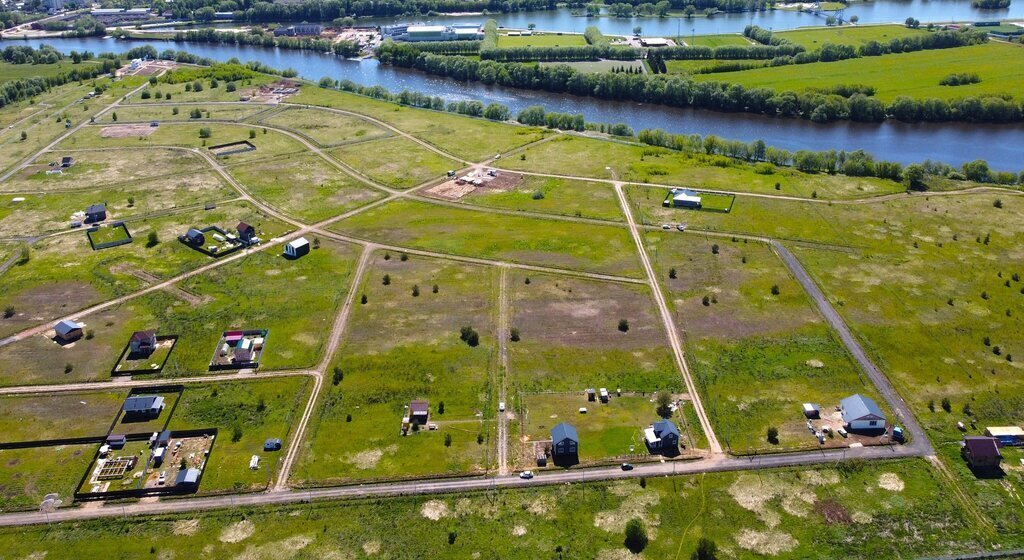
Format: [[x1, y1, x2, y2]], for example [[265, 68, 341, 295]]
[[586, 388, 596, 402], [802, 403, 820, 419], [129, 330, 157, 354], [551, 422, 579, 458], [184, 228, 205, 245], [153, 446, 165, 467], [284, 237, 310, 258], [54, 319, 83, 342], [961, 436, 1002, 468], [156, 429, 172, 447], [85, 203, 106, 223], [175, 467, 201, 486], [60, 156, 75, 168], [984, 426, 1024, 446], [106, 434, 127, 448], [237, 221, 256, 244], [599, 388, 609, 403], [264, 438, 282, 451], [840, 394, 886, 432], [409, 400, 429, 425]]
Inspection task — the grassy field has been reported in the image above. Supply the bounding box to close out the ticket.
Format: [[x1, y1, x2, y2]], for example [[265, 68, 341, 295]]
[[167, 378, 312, 493], [694, 42, 1024, 102], [329, 136, 461, 189], [226, 153, 385, 222], [125, 74, 277, 105], [0, 390, 126, 443], [0, 444, 96, 512], [294, 253, 495, 485], [776, 24, 927, 50], [86, 223, 132, 247], [261, 106, 391, 147], [102, 103, 270, 123], [499, 135, 904, 199], [0, 458, 1007, 557], [498, 32, 588, 48], [684, 33, 752, 47], [291, 87, 550, 161], [0, 147, 208, 193], [0, 60, 105, 84], [330, 199, 642, 277], [456, 175, 624, 222], [539, 59, 645, 73]]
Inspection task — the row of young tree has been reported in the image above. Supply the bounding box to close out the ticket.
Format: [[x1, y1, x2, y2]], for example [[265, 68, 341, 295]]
[[168, 28, 360, 57], [380, 53, 1024, 123]]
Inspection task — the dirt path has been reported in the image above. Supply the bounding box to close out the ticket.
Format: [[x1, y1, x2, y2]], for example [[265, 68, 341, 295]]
[[613, 182, 722, 454], [496, 265, 510, 475], [0, 369, 315, 395]]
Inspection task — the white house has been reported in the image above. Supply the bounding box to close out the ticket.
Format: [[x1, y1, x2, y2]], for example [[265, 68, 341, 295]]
[[840, 394, 886, 432], [670, 188, 702, 209], [284, 237, 310, 258]]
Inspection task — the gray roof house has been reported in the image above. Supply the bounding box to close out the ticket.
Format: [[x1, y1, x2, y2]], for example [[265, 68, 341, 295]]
[[551, 422, 579, 458], [122, 395, 165, 418], [54, 319, 83, 342], [840, 394, 886, 431]]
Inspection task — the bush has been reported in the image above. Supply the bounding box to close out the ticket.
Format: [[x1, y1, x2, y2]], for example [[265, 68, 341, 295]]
[[232, 426, 243, 442], [360, 294, 368, 304], [85, 329, 94, 340], [766, 426, 779, 444], [510, 327, 520, 342], [692, 537, 718, 560], [618, 318, 629, 332], [711, 244, 719, 254], [332, 366, 343, 385], [226, 81, 237, 92], [444, 433, 452, 447], [656, 392, 673, 418], [2, 306, 13, 319], [624, 519, 648, 553], [460, 325, 480, 347], [382, 274, 390, 285], [941, 397, 952, 412], [412, 284, 420, 297], [198, 127, 212, 139], [669, 267, 676, 279], [249, 129, 256, 139], [771, 284, 780, 295], [64, 363, 73, 374], [146, 230, 159, 248]]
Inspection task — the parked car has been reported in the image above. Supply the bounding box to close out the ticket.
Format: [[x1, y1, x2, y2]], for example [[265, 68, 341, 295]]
[[677, 224, 687, 231], [519, 470, 534, 479], [621, 463, 634, 471], [158, 472, 166, 485], [837, 427, 848, 438], [498, 401, 506, 412], [662, 224, 671, 230]]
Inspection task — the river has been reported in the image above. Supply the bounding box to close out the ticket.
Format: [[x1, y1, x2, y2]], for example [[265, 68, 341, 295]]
[[12, 2, 1024, 169]]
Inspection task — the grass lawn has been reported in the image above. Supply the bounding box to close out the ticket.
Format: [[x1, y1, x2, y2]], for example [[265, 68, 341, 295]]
[[500, 135, 903, 199], [330, 199, 642, 277], [1, 148, 209, 193], [99, 104, 270, 124], [125, 75, 277, 105], [0, 60, 105, 84], [539, 59, 645, 73], [260, 106, 391, 147], [497, 33, 588, 48], [776, 24, 927, 50], [699, 192, 735, 212], [291, 87, 550, 161], [694, 42, 1024, 102], [0, 391, 126, 443], [0, 458, 1005, 557], [643, 232, 885, 452], [457, 175, 624, 222], [86, 223, 132, 248], [329, 136, 461, 189], [226, 153, 386, 222], [294, 253, 495, 485], [0, 444, 96, 512], [684, 33, 752, 47], [167, 377, 312, 493], [112, 336, 176, 374]]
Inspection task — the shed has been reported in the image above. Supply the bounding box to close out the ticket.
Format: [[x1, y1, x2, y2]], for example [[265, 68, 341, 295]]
[[586, 388, 596, 402], [551, 422, 579, 458], [106, 434, 127, 448], [645, 419, 680, 454], [54, 319, 83, 342], [184, 228, 205, 245], [60, 156, 74, 167], [264, 438, 282, 451], [984, 426, 1024, 446], [961, 436, 1002, 468], [840, 394, 886, 432], [129, 329, 157, 354], [153, 446, 165, 466], [122, 395, 165, 418], [85, 203, 106, 223], [237, 221, 256, 244], [156, 429, 172, 447], [409, 400, 429, 425], [284, 237, 310, 258], [175, 467, 201, 486], [802, 403, 820, 419]]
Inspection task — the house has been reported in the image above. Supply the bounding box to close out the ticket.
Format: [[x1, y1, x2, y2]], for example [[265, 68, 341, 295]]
[[128, 330, 157, 355], [184, 228, 205, 245], [551, 422, 579, 458], [54, 319, 83, 342], [122, 395, 165, 419], [106, 434, 127, 448], [236, 222, 256, 245], [85, 203, 107, 223], [409, 400, 429, 425], [984, 426, 1024, 446], [175, 467, 201, 486], [60, 156, 74, 167], [264, 438, 282, 451], [284, 237, 310, 258], [961, 436, 1002, 468], [644, 419, 680, 454], [667, 188, 702, 209], [840, 394, 886, 432]]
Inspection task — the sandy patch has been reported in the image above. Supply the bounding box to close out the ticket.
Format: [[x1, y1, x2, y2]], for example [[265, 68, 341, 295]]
[[421, 500, 451, 521], [735, 529, 798, 556], [235, 535, 313, 560], [512, 525, 527, 537], [596, 550, 642, 560], [219, 519, 255, 543], [801, 470, 840, 486], [426, 180, 476, 200], [851, 510, 874, 524], [528, 494, 556, 518], [594, 491, 660, 535], [21, 553, 47, 560], [101, 124, 157, 138], [362, 541, 381, 555], [346, 444, 397, 469], [805, 359, 824, 368], [878, 473, 904, 492], [172, 519, 200, 536]]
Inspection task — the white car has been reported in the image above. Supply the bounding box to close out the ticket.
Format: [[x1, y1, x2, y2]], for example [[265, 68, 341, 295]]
[[837, 427, 848, 438], [158, 472, 166, 485], [677, 224, 687, 231], [519, 470, 534, 479], [662, 224, 671, 230], [498, 401, 506, 412]]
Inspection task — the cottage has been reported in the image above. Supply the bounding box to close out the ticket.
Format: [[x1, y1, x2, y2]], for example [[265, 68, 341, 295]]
[[644, 419, 680, 454], [54, 319, 83, 342], [840, 394, 886, 432], [129, 330, 157, 355], [551, 422, 579, 459], [122, 395, 165, 419], [284, 237, 310, 258], [668, 188, 702, 209], [85, 203, 106, 223], [175, 467, 201, 486], [409, 400, 429, 425], [962, 436, 1002, 468], [236, 222, 256, 245], [60, 156, 74, 168], [184, 228, 205, 245]]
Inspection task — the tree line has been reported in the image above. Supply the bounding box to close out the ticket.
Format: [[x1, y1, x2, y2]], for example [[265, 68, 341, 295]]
[[1, 51, 118, 109], [156, 0, 556, 22], [2, 44, 64, 64], [169, 28, 360, 57]]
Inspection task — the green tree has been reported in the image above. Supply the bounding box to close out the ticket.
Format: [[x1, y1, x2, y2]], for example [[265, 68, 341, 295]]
[[146, 230, 159, 248], [111, 112, 117, 122], [624, 519, 648, 553], [231, 425, 243, 442], [382, 274, 390, 286], [692, 537, 718, 560], [444, 433, 452, 447], [903, 163, 926, 191], [618, 318, 629, 332], [198, 127, 212, 139], [941, 397, 952, 413], [332, 366, 343, 385], [767, 426, 779, 444], [771, 284, 780, 295], [656, 392, 673, 418], [510, 327, 520, 342], [460, 325, 480, 347]]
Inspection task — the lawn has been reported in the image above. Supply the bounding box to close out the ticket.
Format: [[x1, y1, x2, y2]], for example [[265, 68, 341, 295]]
[[497, 32, 588, 48], [225, 153, 386, 222], [776, 24, 927, 50], [329, 136, 461, 189], [86, 223, 132, 248], [694, 42, 1024, 102], [0, 391, 126, 443], [329, 199, 642, 277], [97, 103, 271, 124], [167, 377, 312, 494], [0, 444, 96, 512], [294, 253, 496, 485], [260, 106, 391, 147], [500, 135, 904, 199], [0, 60, 104, 84], [0, 148, 209, 193], [456, 174, 624, 222], [684, 33, 752, 47]]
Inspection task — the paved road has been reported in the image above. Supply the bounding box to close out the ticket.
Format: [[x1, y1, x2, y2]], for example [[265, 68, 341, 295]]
[[771, 241, 933, 456], [614, 182, 722, 454]]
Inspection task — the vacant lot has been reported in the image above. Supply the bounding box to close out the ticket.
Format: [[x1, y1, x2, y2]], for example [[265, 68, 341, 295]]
[[0, 391, 126, 443], [0, 444, 96, 512], [1, 148, 209, 193], [295, 253, 495, 484], [458, 175, 624, 222], [261, 106, 391, 147], [126, 74, 277, 105], [498, 33, 588, 48], [329, 136, 461, 189], [97, 104, 270, 124], [331, 199, 642, 277], [685, 33, 752, 47], [226, 153, 385, 222]]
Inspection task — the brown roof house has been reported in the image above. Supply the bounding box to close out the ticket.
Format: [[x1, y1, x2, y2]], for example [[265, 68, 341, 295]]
[[129, 330, 157, 356], [961, 436, 1002, 469], [237, 222, 256, 245], [409, 400, 429, 426]]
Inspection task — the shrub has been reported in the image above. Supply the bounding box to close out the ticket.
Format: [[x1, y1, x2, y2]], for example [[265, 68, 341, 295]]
[[226, 82, 237, 92], [444, 433, 452, 447], [332, 366, 343, 385], [432, 284, 439, 294], [438, 401, 445, 414], [624, 519, 648, 553], [400, 253, 408, 261], [85, 329, 94, 340], [771, 284, 780, 295], [249, 129, 256, 139], [766, 426, 779, 444], [412, 284, 420, 297], [618, 318, 629, 332], [941, 397, 952, 412], [172, 107, 179, 115], [198, 127, 212, 139], [64, 363, 73, 374], [531, 190, 545, 200], [656, 392, 673, 418], [460, 325, 480, 347], [702, 295, 711, 306], [231, 426, 243, 442], [669, 267, 676, 279], [382, 274, 390, 285], [994, 199, 1003, 209], [692, 537, 718, 560], [510, 327, 520, 342], [711, 244, 719, 254], [146, 230, 159, 248], [346, 414, 352, 422], [2, 306, 13, 319], [360, 294, 367, 304]]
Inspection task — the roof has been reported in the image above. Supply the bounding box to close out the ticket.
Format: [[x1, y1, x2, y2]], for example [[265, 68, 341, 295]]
[[672, 189, 702, 204], [61, 156, 73, 163], [123, 395, 164, 413], [237, 221, 254, 232], [186, 228, 204, 238], [840, 394, 885, 422], [86, 203, 106, 213], [408, 25, 446, 33], [409, 400, 429, 414], [964, 436, 1001, 459], [653, 419, 680, 438], [265, 438, 282, 445], [130, 330, 156, 342], [54, 319, 82, 336], [642, 37, 671, 46], [287, 237, 309, 249], [551, 422, 579, 443], [985, 426, 1024, 437], [106, 434, 126, 442], [175, 468, 201, 485]]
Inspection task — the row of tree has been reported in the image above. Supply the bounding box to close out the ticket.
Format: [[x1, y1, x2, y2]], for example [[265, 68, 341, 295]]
[[2, 44, 64, 64], [169, 28, 360, 57], [155, 0, 557, 22], [1, 55, 117, 109]]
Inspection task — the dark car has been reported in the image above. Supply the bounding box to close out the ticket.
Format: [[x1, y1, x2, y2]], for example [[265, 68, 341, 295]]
[[621, 463, 634, 471], [264, 438, 283, 451]]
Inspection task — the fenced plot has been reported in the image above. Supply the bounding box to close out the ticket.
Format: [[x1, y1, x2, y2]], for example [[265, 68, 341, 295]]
[[86, 222, 132, 250]]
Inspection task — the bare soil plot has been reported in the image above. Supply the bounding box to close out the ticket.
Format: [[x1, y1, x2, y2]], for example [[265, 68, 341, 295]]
[[423, 169, 521, 200], [294, 253, 496, 485], [1, 148, 207, 193], [329, 136, 461, 190], [100, 124, 157, 138], [508, 271, 680, 393], [0, 391, 127, 443], [260, 106, 390, 147]]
